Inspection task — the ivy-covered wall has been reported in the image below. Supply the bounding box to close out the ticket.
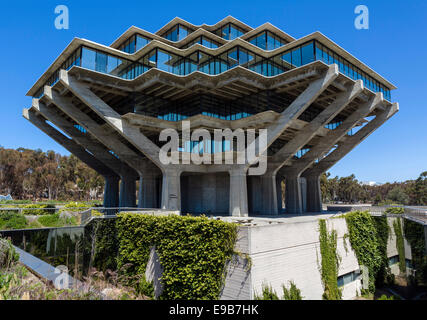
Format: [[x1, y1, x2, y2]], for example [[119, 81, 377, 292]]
[[403, 220, 427, 285], [115, 213, 238, 300]]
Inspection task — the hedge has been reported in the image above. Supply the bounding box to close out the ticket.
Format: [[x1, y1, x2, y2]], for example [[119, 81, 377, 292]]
[[116, 213, 238, 300]]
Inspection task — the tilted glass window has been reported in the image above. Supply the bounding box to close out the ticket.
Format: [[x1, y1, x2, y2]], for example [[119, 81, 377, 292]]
[[163, 24, 193, 42], [119, 34, 151, 54], [248, 31, 287, 50], [214, 23, 245, 40]]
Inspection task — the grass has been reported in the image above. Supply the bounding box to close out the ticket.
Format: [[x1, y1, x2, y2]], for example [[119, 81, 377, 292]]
[[0, 212, 79, 230]]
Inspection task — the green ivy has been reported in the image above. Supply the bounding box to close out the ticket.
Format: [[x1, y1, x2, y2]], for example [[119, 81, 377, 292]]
[[116, 213, 238, 300], [403, 220, 426, 285], [372, 216, 393, 286], [385, 207, 404, 215], [392, 218, 406, 274], [344, 211, 382, 294], [318, 219, 341, 300]]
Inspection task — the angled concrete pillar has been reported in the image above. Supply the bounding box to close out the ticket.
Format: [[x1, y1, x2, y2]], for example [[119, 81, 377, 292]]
[[139, 174, 160, 208], [305, 174, 322, 213], [104, 175, 119, 210], [303, 103, 399, 176], [161, 169, 181, 211], [285, 174, 303, 214], [229, 168, 248, 217], [120, 176, 136, 208]]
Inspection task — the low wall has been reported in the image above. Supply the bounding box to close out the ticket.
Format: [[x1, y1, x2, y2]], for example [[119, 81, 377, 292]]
[[220, 216, 412, 300]]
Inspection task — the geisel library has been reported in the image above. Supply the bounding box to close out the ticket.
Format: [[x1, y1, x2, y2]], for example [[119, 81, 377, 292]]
[[23, 17, 404, 299]]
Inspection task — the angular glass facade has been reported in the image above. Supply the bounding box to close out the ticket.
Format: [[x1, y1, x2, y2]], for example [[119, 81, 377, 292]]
[[214, 23, 246, 40], [33, 33, 392, 101], [119, 34, 151, 54], [163, 24, 193, 42], [181, 36, 220, 49], [248, 31, 288, 50]]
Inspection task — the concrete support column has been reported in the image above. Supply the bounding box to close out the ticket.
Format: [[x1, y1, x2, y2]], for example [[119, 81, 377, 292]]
[[285, 174, 303, 214], [260, 173, 278, 215], [103, 175, 119, 209], [305, 174, 322, 213], [276, 175, 283, 214], [119, 176, 136, 208], [229, 169, 248, 217], [161, 169, 181, 211], [139, 174, 160, 208]]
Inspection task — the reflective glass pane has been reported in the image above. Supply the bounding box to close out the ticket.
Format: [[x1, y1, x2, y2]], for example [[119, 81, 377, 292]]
[[81, 47, 96, 70], [301, 42, 314, 65], [291, 48, 301, 67], [267, 33, 275, 50], [95, 52, 107, 73]]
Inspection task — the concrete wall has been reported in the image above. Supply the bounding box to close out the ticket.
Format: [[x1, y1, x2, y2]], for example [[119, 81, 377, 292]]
[[181, 172, 229, 214], [221, 217, 362, 300]]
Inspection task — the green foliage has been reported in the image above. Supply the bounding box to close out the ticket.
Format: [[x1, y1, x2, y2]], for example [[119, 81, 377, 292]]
[[392, 218, 406, 274], [0, 238, 19, 269], [344, 211, 382, 294], [60, 202, 91, 212], [22, 204, 56, 215], [377, 294, 397, 300], [318, 219, 341, 300], [403, 220, 427, 285], [282, 281, 303, 300], [384, 207, 404, 215], [0, 212, 27, 230], [116, 213, 238, 300], [37, 213, 78, 228], [372, 216, 393, 286], [386, 188, 409, 205], [254, 283, 279, 300]]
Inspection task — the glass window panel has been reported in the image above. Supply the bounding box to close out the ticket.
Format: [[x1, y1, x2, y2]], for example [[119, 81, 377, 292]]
[[81, 47, 96, 70], [136, 36, 150, 51], [291, 47, 302, 67], [221, 25, 230, 40], [282, 51, 292, 68], [266, 32, 275, 50], [178, 25, 189, 41], [228, 48, 238, 67], [301, 42, 314, 65]]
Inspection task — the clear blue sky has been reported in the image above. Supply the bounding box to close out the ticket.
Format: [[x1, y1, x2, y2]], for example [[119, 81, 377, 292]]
[[0, 0, 425, 183]]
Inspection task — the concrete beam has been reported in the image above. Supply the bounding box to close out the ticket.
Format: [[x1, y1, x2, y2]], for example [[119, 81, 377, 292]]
[[33, 99, 138, 179], [59, 70, 163, 168], [23, 108, 115, 178], [286, 92, 386, 176], [304, 103, 399, 176], [247, 64, 339, 167], [271, 80, 364, 169]]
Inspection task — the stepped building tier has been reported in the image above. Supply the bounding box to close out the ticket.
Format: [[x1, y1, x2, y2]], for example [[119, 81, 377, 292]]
[[24, 16, 398, 216]]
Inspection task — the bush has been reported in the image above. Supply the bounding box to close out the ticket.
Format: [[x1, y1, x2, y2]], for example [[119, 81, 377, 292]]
[[254, 284, 279, 300], [0, 238, 19, 269], [116, 213, 238, 300], [60, 202, 91, 212], [384, 207, 404, 215], [22, 204, 56, 215], [0, 212, 28, 230], [282, 281, 303, 300]]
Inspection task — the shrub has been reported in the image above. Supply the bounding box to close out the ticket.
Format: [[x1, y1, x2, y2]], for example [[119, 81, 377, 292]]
[[384, 207, 404, 215], [254, 284, 279, 300], [0, 212, 28, 230], [60, 202, 91, 212], [22, 204, 56, 215], [0, 238, 19, 269], [282, 281, 303, 300], [116, 213, 238, 300]]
